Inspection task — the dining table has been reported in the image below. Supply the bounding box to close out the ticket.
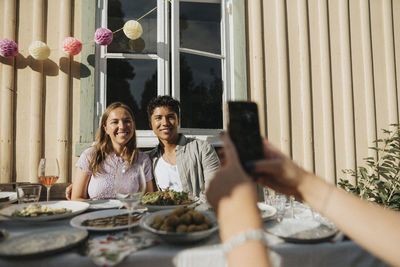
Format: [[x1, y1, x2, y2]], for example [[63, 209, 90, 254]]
[[0, 200, 390, 267]]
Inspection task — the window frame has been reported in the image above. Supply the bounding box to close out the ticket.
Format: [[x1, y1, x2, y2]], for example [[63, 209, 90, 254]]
[[76, 0, 247, 154]]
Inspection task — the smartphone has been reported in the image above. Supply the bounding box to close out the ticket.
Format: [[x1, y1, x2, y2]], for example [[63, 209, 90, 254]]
[[227, 101, 264, 175]]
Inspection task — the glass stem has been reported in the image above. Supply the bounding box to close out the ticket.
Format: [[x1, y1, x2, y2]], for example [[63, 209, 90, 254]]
[[290, 196, 294, 218], [127, 207, 133, 237], [46, 186, 51, 202]]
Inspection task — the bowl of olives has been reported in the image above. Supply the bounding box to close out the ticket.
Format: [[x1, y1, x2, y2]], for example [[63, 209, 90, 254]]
[[139, 207, 218, 244]]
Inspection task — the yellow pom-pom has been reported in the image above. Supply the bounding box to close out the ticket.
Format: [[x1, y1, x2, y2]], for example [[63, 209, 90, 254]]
[[123, 20, 143, 40], [29, 41, 50, 60]]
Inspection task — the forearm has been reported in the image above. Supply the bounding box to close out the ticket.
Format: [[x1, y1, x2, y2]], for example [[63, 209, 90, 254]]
[[71, 196, 88, 201], [299, 175, 400, 266], [218, 182, 270, 267]]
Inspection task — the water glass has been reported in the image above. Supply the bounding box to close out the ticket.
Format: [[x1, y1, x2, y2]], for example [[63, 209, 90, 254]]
[[16, 184, 42, 204], [114, 163, 147, 237], [263, 187, 287, 217]]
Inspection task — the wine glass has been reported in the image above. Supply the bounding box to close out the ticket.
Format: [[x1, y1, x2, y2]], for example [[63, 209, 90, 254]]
[[38, 158, 60, 202], [114, 162, 147, 236]]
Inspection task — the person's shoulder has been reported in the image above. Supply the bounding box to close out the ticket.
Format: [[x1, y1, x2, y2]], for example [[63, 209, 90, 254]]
[[187, 136, 211, 146], [80, 146, 96, 158], [145, 146, 159, 159], [182, 136, 213, 151]]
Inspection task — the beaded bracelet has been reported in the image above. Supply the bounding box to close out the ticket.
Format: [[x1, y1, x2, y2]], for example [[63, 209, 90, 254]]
[[222, 229, 268, 253]]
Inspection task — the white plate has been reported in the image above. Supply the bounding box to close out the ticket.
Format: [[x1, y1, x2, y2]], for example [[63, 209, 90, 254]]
[[0, 192, 17, 207], [85, 199, 123, 210], [257, 202, 277, 221], [0, 201, 89, 222], [0, 227, 88, 257], [265, 218, 338, 243], [70, 209, 140, 231]]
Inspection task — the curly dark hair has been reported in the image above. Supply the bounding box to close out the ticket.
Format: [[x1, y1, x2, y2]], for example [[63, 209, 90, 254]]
[[147, 95, 181, 120]]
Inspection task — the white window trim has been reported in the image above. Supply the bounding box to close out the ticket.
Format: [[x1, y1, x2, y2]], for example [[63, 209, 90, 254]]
[[95, 0, 237, 148]]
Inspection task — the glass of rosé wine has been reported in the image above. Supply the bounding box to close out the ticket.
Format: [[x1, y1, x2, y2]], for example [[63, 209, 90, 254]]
[[38, 158, 60, 201]]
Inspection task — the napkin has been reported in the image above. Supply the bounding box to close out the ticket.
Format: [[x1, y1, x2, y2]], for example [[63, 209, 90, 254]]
[[88, 232, 158, 266], [173, 239, 282, 267]]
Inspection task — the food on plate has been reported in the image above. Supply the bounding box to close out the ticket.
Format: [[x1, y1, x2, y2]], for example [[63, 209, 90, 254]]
[[0, 197, 10, 202], [82, 213, 141, 228], [151, 207, 212, 233], [141, 188, 191, 206], [11, 204, 72, 217]]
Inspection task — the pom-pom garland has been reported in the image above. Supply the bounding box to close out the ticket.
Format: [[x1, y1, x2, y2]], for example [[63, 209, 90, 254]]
[[94, 28, 113, 46], [123, 20, 143, 40], [0, 4, 160, 59], [28, 41, 50, 60], [0, 38, 18, 58], [62, 37, 82, 56]]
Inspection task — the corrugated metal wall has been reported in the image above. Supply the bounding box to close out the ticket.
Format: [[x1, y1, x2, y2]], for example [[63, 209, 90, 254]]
[[247, 0, 400, 184]]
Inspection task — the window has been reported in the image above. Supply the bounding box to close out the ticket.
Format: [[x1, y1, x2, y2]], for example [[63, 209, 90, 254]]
[[88, 0, 246, 149]]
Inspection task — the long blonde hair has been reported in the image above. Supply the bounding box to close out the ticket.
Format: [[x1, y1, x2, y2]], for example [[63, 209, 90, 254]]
[[89, 102, 138, 175]]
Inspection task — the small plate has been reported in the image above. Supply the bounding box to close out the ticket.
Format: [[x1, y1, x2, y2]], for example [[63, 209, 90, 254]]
[[0, 201, 89, 222], [0, 192, 17, 207], [257, 202, 277, 221], [0, 227, 88, 257], [70, 209, 141, 232], [85, 199, 123, 210], [265, 218, 338, 243], [140, 210, 218, 245]]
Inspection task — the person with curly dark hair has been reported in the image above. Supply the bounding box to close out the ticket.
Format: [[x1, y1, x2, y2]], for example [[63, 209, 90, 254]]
[[146, 95, 220, 201]]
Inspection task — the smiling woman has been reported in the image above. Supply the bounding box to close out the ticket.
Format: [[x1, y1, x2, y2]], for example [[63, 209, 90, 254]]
[[71, 102, 154, 201]]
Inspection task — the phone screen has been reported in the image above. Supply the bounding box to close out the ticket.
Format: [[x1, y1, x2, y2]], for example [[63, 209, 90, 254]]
[[227, 101, 264, 175]]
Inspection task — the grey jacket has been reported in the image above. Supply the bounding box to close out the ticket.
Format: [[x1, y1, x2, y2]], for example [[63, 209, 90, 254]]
[[147, 134, 220, 201]]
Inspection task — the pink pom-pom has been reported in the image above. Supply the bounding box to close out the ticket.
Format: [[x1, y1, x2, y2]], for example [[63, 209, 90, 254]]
[[0, 38, 18, 58], [94, 28, 113, 46], [62, 37, 82, 56]]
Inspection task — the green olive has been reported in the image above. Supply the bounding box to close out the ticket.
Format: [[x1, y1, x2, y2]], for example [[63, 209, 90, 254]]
[[192, 212, 206, 225], [176, 224, 188, 233], [179, 213, 192, 225], [165, 215, 179, 227]]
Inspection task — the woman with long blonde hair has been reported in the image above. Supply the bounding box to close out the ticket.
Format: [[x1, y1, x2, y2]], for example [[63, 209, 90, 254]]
[[71, 102, 154, 201]]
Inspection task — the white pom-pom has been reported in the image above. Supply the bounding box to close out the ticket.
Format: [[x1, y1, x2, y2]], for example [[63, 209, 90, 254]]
[[29, 41, 51, 60], [123, 20, 143, 40]]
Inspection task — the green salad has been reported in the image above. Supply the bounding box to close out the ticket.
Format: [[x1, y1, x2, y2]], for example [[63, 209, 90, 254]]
[[141, 188, 191, 205]]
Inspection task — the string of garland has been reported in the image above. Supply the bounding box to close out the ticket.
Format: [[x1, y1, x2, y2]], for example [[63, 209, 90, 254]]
[[0, 2, 160, 60]]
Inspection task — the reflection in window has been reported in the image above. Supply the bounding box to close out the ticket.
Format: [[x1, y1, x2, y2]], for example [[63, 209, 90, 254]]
[[108, 0, 157, 54], [180, 53, 222, 129], [107, 59, 157, 130], [179, 2, 221, 54]]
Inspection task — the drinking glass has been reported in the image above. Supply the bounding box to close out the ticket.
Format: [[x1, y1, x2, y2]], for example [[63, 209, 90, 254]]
[[264, 187, 287, 219], [114, 163, 146, 236], [38, 158, 60, 202], [16, 184, 42, 204]]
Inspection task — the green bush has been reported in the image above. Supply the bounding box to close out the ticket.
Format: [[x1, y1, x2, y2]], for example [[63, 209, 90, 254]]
[[338, 124, 400, 211]]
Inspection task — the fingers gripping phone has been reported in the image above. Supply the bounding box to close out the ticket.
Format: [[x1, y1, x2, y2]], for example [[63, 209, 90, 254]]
[[227, 101, 264, 175]]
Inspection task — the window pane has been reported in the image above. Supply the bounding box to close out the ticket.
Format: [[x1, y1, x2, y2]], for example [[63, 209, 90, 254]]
[[107, 59, 157, 130], [180, 53, 223, 129], [180, 2, 221, 54], [108, 0, 157, 54]]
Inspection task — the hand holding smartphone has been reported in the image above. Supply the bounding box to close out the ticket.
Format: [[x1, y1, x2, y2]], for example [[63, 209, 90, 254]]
[[227, 101, 264, 176]]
